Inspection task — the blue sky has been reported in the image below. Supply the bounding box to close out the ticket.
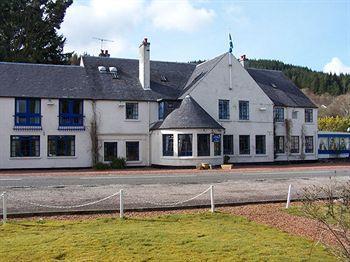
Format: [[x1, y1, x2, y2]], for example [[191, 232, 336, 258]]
[[61, 0, 350, 74]]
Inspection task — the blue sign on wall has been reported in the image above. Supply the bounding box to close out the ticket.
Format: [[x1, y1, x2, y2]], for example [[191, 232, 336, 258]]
[[212, 134, 221, 142]]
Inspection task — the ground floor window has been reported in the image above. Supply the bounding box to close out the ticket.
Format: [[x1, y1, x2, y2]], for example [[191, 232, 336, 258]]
[[223, 135, 233, 155], [11, 135, 40, 157], [48, 136, 75, 157], [305, 136, 314, 153], [274, 136, 285, 154], [239, 135, 250, 155], [197, 134, 210, 156], [126, 141, 139, 161], [255, 135, 266, 155], [178, 134, 192, 156], [104, 142, 118, 161], [213, 134, 221, 156], [163, 134, 174, 156], [291, 136, 300, 153]]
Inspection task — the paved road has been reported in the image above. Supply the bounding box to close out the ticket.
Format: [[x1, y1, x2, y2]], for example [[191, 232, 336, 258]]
[[0, 167, 349, 215]]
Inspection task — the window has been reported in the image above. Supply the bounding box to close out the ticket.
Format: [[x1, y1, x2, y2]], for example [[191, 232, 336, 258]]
[[273, 107, 284, 122], [305, 109, 313, 123], [11, 136, 40, 157], [274, 136, 285, 154], [163, 134, 174, 156], [256, 135, 266, 154], [59, 99, 83, 126], [213, 134, 221, 156], [239, 135, 250, 155], [126, 102, 138, 120], [305, 136, 314, 153], [197, 134, 210, 156], [126, 141, 139, 161], [292, 111, 298, 119], [291, 136, 300, 153], [218, 100, 230, 120], [104, 142, 118, 161], [223, 135, 234, 155], [178, 134, 192, 156], [15, 98, 41, 126], [48, 136, 75, 157], [239, 101, 249, 120], [158, 102, 165, 120]]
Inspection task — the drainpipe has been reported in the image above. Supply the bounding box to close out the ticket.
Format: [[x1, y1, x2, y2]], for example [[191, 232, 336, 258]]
[[148, 101, 151, 166]]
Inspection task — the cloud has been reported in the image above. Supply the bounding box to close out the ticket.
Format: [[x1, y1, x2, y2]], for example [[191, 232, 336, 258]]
[[146, 0, 215, 32], [61, 0, 144, 56], [323, 57, 350, 75], [61, 0, 215, 56]]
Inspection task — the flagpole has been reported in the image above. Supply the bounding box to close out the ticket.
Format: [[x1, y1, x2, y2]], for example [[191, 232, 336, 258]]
[[228, 34, 233, 91]]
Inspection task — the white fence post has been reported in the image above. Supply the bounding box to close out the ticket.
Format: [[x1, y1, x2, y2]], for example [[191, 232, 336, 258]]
[[119, 189, 124, 218], [210, 185, 215, 213], [2, 192, 7, 224], [286, 184, 292, 209]]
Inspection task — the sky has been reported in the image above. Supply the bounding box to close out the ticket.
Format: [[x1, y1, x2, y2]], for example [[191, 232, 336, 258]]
[[61, 0, 350, 74]]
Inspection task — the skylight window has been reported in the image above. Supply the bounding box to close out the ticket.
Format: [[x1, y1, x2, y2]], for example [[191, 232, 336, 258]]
[[160, 75, 168, 82], [271, 83, 277, 88]]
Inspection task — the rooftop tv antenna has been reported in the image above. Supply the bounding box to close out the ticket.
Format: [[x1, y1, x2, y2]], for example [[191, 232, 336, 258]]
[[93, 37, 115, 50]]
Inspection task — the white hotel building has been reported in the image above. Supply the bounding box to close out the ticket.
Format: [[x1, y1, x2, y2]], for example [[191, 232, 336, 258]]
[[0, 38, 318, 169]]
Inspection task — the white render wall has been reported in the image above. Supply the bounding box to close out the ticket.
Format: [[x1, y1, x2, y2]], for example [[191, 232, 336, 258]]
[[182, 53, 275, 163], [274, 107, 318, 161], [150, 129, 224, 166], [0, 98, 155, 169]]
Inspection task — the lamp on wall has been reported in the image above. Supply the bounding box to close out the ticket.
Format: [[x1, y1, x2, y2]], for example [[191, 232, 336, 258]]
[[47, 99, 55, 106]]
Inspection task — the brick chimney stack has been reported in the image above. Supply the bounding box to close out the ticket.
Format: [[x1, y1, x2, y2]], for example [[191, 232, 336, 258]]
[[139, 38, 151, 90]]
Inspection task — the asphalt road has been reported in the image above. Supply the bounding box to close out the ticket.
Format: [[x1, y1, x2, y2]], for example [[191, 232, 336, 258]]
[[0, 168, 349, 215]]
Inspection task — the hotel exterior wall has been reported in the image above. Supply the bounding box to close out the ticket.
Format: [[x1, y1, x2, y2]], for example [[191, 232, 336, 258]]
[[274, 107, 318, 161], [0, 98, 92, 169], [182, 53, 275, 163], [150, 129, 224, 166]]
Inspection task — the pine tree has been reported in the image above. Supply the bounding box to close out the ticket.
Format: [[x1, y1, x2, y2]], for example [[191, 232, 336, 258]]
[[0, 0, 73, 64]]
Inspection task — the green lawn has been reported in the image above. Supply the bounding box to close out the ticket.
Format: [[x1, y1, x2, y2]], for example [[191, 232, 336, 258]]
[[0, 212, 335, 261]]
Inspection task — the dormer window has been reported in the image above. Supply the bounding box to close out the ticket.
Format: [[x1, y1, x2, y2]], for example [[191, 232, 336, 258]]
[[160, 75, 168, 82], [15, 98, 41, 126]]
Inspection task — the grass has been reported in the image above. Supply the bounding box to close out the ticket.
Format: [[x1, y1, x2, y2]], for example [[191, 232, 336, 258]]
[[0, 212, 336, 261]]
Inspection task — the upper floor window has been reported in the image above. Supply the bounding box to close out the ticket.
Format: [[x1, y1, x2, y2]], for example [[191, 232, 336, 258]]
[[273, 107, 284, 122], [305, 109, 313, 123], [239, 101, 249, 120], [218, 100, 230, 120], [59, 99, 83, 126], [126, 102, 138, 120], [158, 102, 165, 120], [11, 135, 40, 157], [15, 98, 41, 126]]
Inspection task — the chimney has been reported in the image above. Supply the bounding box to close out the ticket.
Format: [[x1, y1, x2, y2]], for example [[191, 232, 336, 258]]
[[239, 55, 247, 68], [139, 38, 151, 90]]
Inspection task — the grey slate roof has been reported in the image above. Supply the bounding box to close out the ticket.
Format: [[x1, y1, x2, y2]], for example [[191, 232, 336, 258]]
[[0, 62, 93, 99], [247, 68, 317, 108], [150, 95, 223, 130], [82, 56, 196, 101]]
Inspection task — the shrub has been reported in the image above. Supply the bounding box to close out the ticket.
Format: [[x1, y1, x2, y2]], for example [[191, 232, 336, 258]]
[[110, 157, 126, 169], [223, 155, 230, 164], [94, 162, 111, 170]]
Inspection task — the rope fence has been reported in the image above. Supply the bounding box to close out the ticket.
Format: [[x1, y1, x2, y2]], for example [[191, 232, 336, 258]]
[[1, 185, 218, 224]]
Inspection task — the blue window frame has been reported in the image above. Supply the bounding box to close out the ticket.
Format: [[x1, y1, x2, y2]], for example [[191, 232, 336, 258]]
[[59, 99, 84, 126], [10, 136, 40, 157], [218, 100, 230, 120], [48, 136, 75, 157], [15, 98, 41, 126], [239, 100, 249, 120]]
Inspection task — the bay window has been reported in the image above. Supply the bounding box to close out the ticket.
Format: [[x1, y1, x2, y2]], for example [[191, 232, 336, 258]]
[[178, 134, 192, 156], [197, 134, 210, 156], [163, 134, 174, 156]]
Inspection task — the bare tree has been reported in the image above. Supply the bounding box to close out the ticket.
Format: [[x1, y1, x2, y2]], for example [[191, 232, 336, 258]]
[[301, 181, 350, 260]]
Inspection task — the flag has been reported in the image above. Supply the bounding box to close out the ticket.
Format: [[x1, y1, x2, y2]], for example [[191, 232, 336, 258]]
[[229, 34, 233, 53]]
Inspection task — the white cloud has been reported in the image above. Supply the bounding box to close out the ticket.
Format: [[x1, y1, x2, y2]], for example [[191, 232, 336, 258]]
[[61, 0, 215, 56], [146, 0, 215, 32], [323, 57, 350, 75], [61, 0, 144, 56]]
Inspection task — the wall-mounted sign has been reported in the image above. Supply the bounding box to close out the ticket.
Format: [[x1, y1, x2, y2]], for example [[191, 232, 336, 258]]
[[212, 134, 221, 143]]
